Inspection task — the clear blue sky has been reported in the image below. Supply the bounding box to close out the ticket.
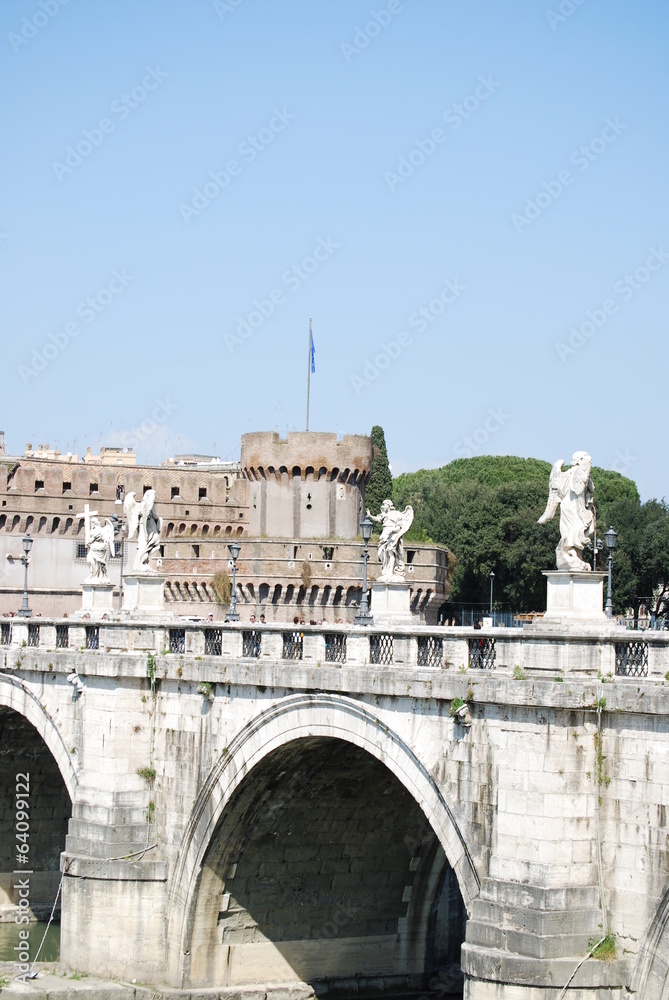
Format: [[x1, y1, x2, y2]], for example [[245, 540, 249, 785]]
[[2, 0, 667, 500]]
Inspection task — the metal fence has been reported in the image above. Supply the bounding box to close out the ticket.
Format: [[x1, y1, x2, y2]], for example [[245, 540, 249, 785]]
[[27, 624, 39, 648], [615, 641, 649, 677], [282, 631, 303, 660], [417, 635, 444, 668], [243, 630, 262, 658], [468, 637, 496, 670], [204, 628, 222, 656], [324, 633, 346, 664], [370, 634, 393, 665], [56, 624, 69, 649], [169, 628, 186, 654], [85, 626, 99, 651]]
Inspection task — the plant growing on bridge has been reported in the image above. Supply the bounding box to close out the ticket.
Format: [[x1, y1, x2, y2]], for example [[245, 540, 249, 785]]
[[449, 697, 465, 716], [512, 665, 526, 680], [589, 933, 616, 961], [137, 766, 156, 783]]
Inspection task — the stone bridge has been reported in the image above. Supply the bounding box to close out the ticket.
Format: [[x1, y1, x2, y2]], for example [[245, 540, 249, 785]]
[[2, 617, 669, 998]]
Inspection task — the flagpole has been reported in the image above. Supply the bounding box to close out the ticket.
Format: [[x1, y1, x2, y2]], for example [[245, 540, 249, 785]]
[[306, 316, 312, 431]]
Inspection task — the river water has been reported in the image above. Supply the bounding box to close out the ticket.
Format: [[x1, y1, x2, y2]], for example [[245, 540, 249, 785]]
[[0, 920, 60, 963]]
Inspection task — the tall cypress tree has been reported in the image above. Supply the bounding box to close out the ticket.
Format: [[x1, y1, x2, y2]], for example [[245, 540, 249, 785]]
[[366, 425, 393, 515]]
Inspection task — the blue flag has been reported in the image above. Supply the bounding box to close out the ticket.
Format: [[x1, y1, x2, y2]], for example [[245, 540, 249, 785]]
[[310, 329, 315, 373]]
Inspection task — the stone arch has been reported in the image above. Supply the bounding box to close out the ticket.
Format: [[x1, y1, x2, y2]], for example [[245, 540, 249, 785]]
[[166, 694, 479, 987], [0, 673, 77, 801], [631, 886, 669, 999]]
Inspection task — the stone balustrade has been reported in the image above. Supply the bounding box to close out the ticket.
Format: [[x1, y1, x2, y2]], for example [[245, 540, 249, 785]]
[[2, 616, 667, 679]]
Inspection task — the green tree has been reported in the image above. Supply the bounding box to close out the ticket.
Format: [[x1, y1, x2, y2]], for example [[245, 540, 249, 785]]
[[365, 425, 393, 517], [393, 455, 647, 614]]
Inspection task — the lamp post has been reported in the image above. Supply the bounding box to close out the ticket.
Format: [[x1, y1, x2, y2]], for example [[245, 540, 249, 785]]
[[228, 542, 241, 621], [604, 525, 617, 618], [489, 570, 495, 619], [17, 534, 34, 618], [355, 513, 374, 626]]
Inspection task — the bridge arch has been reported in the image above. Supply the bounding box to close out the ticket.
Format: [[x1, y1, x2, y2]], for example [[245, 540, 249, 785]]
[[0, 672, 78, 799], [168, 693, 478, 988]]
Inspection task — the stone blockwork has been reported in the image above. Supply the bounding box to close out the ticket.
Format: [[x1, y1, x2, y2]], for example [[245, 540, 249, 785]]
[[2, 618, 669, 996]]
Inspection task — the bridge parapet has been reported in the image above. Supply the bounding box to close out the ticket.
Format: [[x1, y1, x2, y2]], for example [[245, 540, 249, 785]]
[[2, 616, 669, 679]]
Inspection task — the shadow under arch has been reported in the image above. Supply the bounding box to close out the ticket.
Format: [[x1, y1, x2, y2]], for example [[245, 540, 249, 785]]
[[167, 692, 480, 988], [0, 671, 78, 799]]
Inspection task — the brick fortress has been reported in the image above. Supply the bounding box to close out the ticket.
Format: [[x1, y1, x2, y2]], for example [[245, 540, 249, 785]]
[[0, 430, 449, 621]]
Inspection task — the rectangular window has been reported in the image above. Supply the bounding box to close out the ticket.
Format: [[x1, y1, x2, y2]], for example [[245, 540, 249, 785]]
[[143, 485, 152, 495], [406, 550, 415, 564], [192, 544, 200, 558], [323, 546, 334, 561], [76, 542, 87, 560], [62, 481, 71, 493], [89, 482, 98, 494], [34, 480, 44, 492], [199, 487, 207, 499], [171, 486, 180, 499]]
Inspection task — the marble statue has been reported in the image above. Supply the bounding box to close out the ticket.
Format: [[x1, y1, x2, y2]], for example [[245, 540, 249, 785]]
[[124, 489, 163, 573], [538, 451, 595, 571], [79, 504, 116, 582], [367, 499, 414, 583]]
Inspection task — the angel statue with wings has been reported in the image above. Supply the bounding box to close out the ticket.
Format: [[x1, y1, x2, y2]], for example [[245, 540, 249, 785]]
[[367, 499, 414, 583], [80, 505, 116, 582], [538, 451, 595, 572], [124, 489, 163, 573]]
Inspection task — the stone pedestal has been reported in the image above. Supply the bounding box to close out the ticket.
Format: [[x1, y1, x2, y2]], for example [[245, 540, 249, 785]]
[[122, 573, 165, 616], [541, 570, 608, 625], [80, 580, 115, 614], [370, 582, 417, 626]]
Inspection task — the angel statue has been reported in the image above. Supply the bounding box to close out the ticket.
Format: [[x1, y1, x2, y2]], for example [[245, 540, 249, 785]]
[[124, 489, 163, 573], [367, 499, 414, 583], [79, 505, 116, 582], [538, 451, 595, 572]]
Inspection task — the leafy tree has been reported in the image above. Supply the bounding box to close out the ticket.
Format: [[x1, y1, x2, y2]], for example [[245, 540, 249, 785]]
[[392, 455, 658, 615], [365, 425, 393, 516]]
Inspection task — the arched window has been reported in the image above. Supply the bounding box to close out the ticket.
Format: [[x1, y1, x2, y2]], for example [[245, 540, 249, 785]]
[[25, 516, 34, 533], [178, 523, 186, 535], [166, 523, 174, 537], [225, 525, 232, 534], [236, 526, 243, 534], [38, 516, 47, 533], [0, 514, 6, 530], [190, 524, 198, 535], [201, 524, 209, 536], [213, 525, 221, 535], [51, 517, 60, 534]]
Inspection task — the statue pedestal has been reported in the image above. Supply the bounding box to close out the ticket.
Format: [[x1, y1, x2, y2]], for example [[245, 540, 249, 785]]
[[122, 573, 165, 616], [370, 582, 417, 626], [540, 570, 608, 626], [80, 580, 115, 614]]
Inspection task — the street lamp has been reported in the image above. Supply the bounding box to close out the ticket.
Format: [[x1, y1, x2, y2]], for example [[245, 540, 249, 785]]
[[489, 570, 495, 619], [17, 534, 34, 618], [355, 513, 374, 626], [228, 541, 241, 621], [604, 526, 617, 618]]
